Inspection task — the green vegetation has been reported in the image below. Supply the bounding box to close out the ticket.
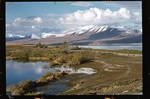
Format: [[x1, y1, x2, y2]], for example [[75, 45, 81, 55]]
[[97, 49, 142, 54], [14, 50, 29, 60], [6, 42, 93, 67], [35, 42, 48, 48], [6, 42, 142, 95], [71, 45, 81, 50], [61, 41, 71, 54], [37, 72, 54, 83], [6, 43, 141, 66]]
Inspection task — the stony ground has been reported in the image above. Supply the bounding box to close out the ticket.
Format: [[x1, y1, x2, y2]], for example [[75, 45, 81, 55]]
[[59, 50, 142, 95]]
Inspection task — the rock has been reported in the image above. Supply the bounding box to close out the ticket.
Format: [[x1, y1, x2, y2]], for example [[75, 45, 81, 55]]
[[54, 71, 68, 77], [88, 91, 97, 95], [34, 92, 45, 95], [80, 80, 85, 84], [46, 75, 54, 81], [6, 80, 37, 95], [53, 58, 62, 65], [65, 70, 72, 73], [61, 71, 68, 75]]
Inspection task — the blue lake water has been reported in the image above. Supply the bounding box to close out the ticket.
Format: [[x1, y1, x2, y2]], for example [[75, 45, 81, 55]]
[[78, 45, 142, 51], [6, 60, 50, 86], [6, 60, 72, 95], [6, 60, 94, 95], [6, 60, 92, 95]]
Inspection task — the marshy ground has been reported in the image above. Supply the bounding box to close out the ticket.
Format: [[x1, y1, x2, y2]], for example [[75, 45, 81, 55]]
[[6, 43, 142, 95]]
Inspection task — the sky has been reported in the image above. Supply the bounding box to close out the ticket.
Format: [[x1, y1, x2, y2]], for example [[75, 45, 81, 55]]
[[6, 1, 142, 37]]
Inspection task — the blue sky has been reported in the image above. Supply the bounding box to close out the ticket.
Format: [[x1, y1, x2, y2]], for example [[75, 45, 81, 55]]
[[6, 2, 120, 22], [6, 1, 142, 36]]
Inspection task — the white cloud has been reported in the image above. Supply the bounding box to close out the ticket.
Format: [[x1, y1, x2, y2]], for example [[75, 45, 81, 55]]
[[6, 16, 58, 36], [34, 17, 43, 23], [6, 7, 142, 37], [58, 7, 141, 27], [71, 2, 93, 7], [31, 26, 35, 29]]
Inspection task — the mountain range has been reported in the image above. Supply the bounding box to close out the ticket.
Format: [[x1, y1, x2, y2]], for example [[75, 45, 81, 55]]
[[6, 25, 142, 46]]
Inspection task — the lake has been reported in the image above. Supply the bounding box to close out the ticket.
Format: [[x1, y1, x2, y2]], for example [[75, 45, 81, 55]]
[[78, 45, 142, 51], [6, 60, 50, 86], [6, 60, 96, 95]]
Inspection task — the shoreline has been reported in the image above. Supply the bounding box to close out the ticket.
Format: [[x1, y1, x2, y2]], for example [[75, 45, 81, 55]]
[[6, 45, 142, 95]]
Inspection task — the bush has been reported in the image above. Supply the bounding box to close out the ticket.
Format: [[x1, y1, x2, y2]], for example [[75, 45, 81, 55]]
[[30, 51, 43, 57], [68, 53, 81, 66], [13, 51, 29, 60], [50, 61, 57, 66], [71, 45, 81, 50], [48, 54, 55, 60], [35, 42, 48, 48], [61, 41, 71, 54]]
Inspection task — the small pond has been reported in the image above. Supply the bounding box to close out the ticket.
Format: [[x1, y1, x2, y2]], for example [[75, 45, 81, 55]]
[[6, 60, 96, 95]]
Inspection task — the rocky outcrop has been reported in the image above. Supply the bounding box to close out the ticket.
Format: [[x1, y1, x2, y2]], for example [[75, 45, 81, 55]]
[[6, 79, 36, 95]]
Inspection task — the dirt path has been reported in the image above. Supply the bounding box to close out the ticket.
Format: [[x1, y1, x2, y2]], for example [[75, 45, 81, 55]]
[[60, 50, 142, 95], [114, 65, 131, 81]]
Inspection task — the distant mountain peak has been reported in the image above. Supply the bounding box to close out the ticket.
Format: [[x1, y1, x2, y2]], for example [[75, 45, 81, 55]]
[[6, 33, 25, 38], [31, 34, 41, 39], [6, 25, 142, 44]]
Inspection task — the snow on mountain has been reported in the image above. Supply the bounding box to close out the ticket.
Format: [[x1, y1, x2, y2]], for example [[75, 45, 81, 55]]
[[32, 25, 142, 39], [76, 25, 94, 34], [62, 25, 94, 35], [41, 32, 55, 38], [89, 25, 109, 33], [123, 26, 142, 34], [7, 34, 13, 38], [55, 33, 66, 37], [17, 35, 25, 38], [39, 25, 94, 38], [6, 25, 142, 42], [31, 34, 41, 39], [6, 33, 25, 38], [41, 32, 66, 38], [96, 25, 142, 34]]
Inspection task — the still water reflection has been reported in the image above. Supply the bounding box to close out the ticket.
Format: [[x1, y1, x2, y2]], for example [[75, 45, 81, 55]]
[[6, 60, 50, 86]]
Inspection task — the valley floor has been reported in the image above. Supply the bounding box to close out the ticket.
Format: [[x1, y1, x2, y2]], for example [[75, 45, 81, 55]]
[[59, 51, 142, 95], [6, 44, 142, 95]]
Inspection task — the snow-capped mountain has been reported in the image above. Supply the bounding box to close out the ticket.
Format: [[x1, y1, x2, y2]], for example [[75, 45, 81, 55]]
[[41, 33, 55, 38], [41, 32, 66, 38], [6, 34, 26, 42], [6, 25, 142, 39], [121, 26, 142, 34], [89, 25, 109, 33], [6, 25, 142, 45], [31, 34, 41, 39], [6, 33, 25, 38], [67, 25, 94, 35]]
